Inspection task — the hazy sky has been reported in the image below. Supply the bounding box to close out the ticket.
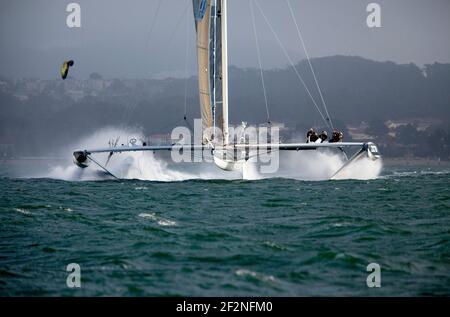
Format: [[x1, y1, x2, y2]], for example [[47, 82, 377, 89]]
[[0, 0, 449, 79]]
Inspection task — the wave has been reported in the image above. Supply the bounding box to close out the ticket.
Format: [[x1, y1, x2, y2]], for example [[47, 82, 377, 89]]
[[14, 208, 32, 215], [235, 269, 277, 283], [380, 168, 450, 179], [138, 212, 177, 227]]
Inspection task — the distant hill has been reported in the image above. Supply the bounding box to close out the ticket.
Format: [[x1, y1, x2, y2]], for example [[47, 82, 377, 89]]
[[227, 56, 450, 126], [0, 55, 449, 158]]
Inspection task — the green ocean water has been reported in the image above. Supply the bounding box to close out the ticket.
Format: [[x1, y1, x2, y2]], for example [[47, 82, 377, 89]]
[[0, 164, 449, 296]]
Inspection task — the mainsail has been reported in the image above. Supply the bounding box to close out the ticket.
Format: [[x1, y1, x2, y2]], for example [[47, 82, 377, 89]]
[[192, 0, 228, 144]]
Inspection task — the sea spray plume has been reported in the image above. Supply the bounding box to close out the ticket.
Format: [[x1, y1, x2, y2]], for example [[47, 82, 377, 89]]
[[330, 156, 382, 180], [45, 127, 238, 181], [43, 127, 380, 181], [46, 127, 193, 181], [242, 160, 262, 180], [111, 150, 191, 181], [276, 150, 382, 181]]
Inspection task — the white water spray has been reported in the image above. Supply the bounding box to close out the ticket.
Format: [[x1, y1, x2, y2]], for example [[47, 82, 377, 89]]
[[278, 151, 343, 180], [45, 127, 238, 181], [41, 127, 381, 181], [255, 150, 382, 181]]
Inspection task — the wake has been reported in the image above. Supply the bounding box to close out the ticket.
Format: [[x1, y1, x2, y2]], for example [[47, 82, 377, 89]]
[[38, 128, 382, 181]]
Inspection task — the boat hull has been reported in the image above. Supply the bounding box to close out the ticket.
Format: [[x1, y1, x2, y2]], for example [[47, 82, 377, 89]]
[[213, 155, 244, 172]]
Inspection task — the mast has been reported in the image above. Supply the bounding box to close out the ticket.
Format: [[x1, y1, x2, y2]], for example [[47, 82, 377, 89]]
[[221, 0, 229, 145], [212, 0, 217, 137]]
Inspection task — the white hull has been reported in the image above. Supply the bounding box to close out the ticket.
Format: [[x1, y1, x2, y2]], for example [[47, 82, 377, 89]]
[[213, 155, 244, 172]]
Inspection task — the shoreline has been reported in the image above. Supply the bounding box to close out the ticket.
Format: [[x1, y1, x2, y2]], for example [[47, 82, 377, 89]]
[[382, 157, 450, 166]]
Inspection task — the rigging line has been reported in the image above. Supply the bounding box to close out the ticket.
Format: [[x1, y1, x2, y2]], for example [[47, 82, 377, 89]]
[[250, 0, 271, 124], [159, 117, 185, 134], [119, 98, 140, 130], [183, 0, 191, 121], [166, 0, 192, 49], [285, 0, 334, 130], [184, 118, 194, 132], [117, 101, 135, 131], [145, 0, 163, 50], [253, 0, 330, 129], [87, 155, 119, 179]]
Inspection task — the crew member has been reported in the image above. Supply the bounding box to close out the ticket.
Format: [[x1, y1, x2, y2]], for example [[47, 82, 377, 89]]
[[319, 131, 328, 143], [330, 130, 344, 143], [306, 128, 319, 143]]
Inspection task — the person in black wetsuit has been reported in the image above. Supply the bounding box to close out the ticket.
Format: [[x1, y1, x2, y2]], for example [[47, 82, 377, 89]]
[[319, 131, 328, 143], [306, 128, 319, 143], [330, 130, 344, 143]]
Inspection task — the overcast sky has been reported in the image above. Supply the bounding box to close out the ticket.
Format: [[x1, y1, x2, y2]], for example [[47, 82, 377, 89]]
[[0, 0, 449, 79]]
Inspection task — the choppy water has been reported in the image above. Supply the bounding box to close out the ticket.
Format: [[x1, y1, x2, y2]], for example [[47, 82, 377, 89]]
[[0, 163, 449, 296]]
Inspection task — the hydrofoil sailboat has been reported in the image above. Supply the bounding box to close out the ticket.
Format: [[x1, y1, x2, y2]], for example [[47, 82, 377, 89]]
[[72, 0, 381, 179]]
